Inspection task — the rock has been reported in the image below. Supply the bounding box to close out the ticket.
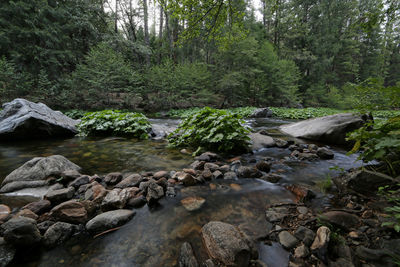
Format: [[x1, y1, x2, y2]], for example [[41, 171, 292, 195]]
[[115, 174, 142, 188], [146, 182, 164, 205], [237, 166, 262, 178], [260, 173, 283, 183], [49, 200, 88, 224], [104, 172, 123, 185], [328, 258, 355, 267], [190, 160, 205, 170], [250, 133, 276, 150], [275, 138, 289, 148], [204, 163, 219, 172], [294, 244, 310, 258], [0, 237, 16, 267], [224, 172, 238, 180], [212, 170, 223, 179], [318, 211, 360, 231], [285, 184, 316, 202], [85, 209, 135, 234], [0, 204, 11, 221], [202, 169, 213, 180], [153, 171, 169, 180], [195, 152, 219, 162], [127, 195, 147, 208], [297, 206, 308, 215], [0, 155, 81, 193], [265, 208, 288, 223], [22, 200, 51, 215], [37, 221, 55, 234], [255, 161, 271, 173], [294, 226, 316, 247], [1, 217, 41, 246], [179, 242, 199, 267], [166, 186, 176, 197], [45, 187, 75, 204], [43, 222, 77, 248], [279, 113, 369, 145], [250, 108, 272, 118], [85, 182, 107, 203], [317, 147, 334, 159], [61, 169, 81, 181], [0, 98, 78, 140], [333, 169, 397, 195], [177, 173, 197, 186], [15, 209, 38, 220], [183, 168, 197, 176], [69, 175, 90, 189], [181, 197, 206, 211], [204, 259, 215, 267], [278, 231, 299, 249], [355, 246, 389, 262], [101, 188, 130, 211], [298, 152, 319, 161], [201, 221, 252, 266], [311, 226, 330, 262]]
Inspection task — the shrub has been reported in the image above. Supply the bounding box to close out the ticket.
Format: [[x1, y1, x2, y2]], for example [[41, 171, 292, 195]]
[[167, 107, 251, 154], [378, 184, 400, 232], [64, 110, 89, 120], [78, 110, 151, 139]]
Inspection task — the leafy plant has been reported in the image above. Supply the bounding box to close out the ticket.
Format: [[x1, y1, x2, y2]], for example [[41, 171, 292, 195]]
[[64, 110, 89, 120], [77, 110, 151, 139], [378, 184, 400, 232], [167, 107, 251, 154]]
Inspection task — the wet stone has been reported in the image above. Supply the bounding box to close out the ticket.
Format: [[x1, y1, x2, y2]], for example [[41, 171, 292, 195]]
[[1, 217, 41, 246], [278, 231, 299, 249], [43, 222, 77, 248], [237, 166, 262, 178], [318, 211, 360, 231], [69, 175, 90, 189], [179, 242, 199, 267], [223, 172, 238, 180], [311, 226, 330, 262], [256, 161, 271, 173], [183, 168, 197, 176], [260, 173, 283, 183], [15, 209, 39, 220], [45, 187, 75, 204], [86, 209, 135, 234], [153, 171, 169, 180], [204, 163, 219, 172], [0, 237, 16, 267], [212, 170, 223, 179], [146, 182, 164, 205], [265, 207, 288, 223], [104, 172, 123, 185], [202, 169, 213, 180], [166, 186, 176, 197], [37, 220, 55, 234], [22, 200, 51, 215], [127, 195, 147, 208], [50, 200, 88, 224], [317, 147, 334, 159], [294, 226, 315, 247], [294, 244, 310, 258], [297, 206, 308, 215], [115, 174, 143, 188], [181, 196, 206, 211], [0, 205, 11, 222], [190, 160, 205, 170]]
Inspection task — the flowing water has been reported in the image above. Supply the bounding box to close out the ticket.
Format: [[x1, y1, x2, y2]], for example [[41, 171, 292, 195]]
[[0, 118, 362, 266]]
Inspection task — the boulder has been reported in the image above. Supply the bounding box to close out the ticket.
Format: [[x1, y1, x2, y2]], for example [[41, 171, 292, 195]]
[[333, 169, 397, 195], [279, 113, 368, 145], [318, 211, 360, 231], [69, 175, 90, 189], [22, 200, 51, 215], [201, 221, 252, 266], [250, 108, 272, 118], [181, 196, 206, 211], [179, 242, 199, 267], [1, 217, 41, 246], [0, 155, 81, 193], [101, 188, 130, 211], [0, 204, 11, 222], [195, 152, 219, 162], [0, 98, 79, 140], [255, 161, 271, 173], [43, 222, 77, 248], [15, 209, 39, 220], [146, 182, 164, 205], [45, 187, 75, 204], [316, 147, 334, 159], [0, 237, 16, 267], [85, 209, 135, 234], [250, 133, 276, 150], [114, 174, 143, 188], [278, 231, 299, 249], [85, 182, 107, 203], [294, 226, 316, 247], [104, 172, 123, 185], [311, 226, 330, 262], [237, 166, 262, 178], [177, 173, 197, 186], [49, 200, 88, 224], [153, 171, 170, 180]]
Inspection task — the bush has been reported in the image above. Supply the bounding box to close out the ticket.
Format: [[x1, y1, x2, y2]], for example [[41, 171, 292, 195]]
[[64, 110, 89, 120], [167, 107, 251, 154], [78, 110, 151, 139]]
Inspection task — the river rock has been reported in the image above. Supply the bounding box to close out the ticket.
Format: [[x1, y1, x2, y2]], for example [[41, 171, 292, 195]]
[[250, 108, 272, 118], [204, 163, 219, 172], [256, 161, 271, 172], [0, 237, 16, 267], [318, 211, 360, 231], [0, 204, 11, 222], [181, 196, 206, 211], [104, 172, 123, 185], [294, 226, 316, 247], [190, 160, 205, 170], [37, 221, 55, 234], [0, 98, 78, 140], [15, 209, 38, 220], [85, 209, 135, 234], [237, 166, 262, 178], [146, 182, 164, 205], [224, 172, 238, 180], [333, 169, 397, 195], [43, 222, 77, 248], [1, 217, 41, 246], [85, 182, 107, 203], [45, 186, 75, 204], [101, 188, 130, 211], [49, 200, 88, 224], [0, 155, 81, 193], [317, 147, 334, 159], [201, 221, 252, 266], [311, 226, 330, 262], [127, 195, 147, 208], [61, 169, 81, 181], [22, 200, 51, 215], [260, 173, 283, 183], [153, 171, 170, 180], [195, 152, 219, 162], [69, 175, 90, 189], [294, 244, 310, 258], [265, 207, 288, 222], [115, 174, 143, 188], [279, 113, 368, 145], [177, 173, 197, 186], [279, 231, 299, 249], [250, 133, 276, 150], [179, 242, 199, 267]]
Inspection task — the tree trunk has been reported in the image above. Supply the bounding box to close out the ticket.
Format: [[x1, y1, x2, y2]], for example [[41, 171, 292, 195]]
[[115, 0, 118, 33], [158, 5, 164, 64], [143, 0, 150, 65]]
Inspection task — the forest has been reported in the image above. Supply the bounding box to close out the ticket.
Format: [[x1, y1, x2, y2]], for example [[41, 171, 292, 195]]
[[0, 0, 399, 111]]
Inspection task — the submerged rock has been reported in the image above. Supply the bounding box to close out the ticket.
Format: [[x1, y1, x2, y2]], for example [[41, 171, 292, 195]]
[[0, 98, 78, 140], [278, 231, 299, 249], [279, 113, 369, 145], [1, 217, 41, 246], [316, 147, 334, 159], [0, 237, 16, 267], [43, 222, 77, 248], [86, 209, 135, 234], [250, 133, 276, 150], [201, 221, 253, 266], [179, 242, 199, 267], [237, 166, 262, 178], [181, 196, 206, 211], [146, 182, 164, 205], [0, 155, 81, 194]]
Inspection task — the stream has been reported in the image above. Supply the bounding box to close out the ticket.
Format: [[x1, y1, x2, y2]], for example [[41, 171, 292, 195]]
[[0, 118, 362, 266]]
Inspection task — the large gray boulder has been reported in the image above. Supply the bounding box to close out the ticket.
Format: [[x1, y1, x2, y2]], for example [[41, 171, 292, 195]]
[[279, 113, 368, 145], [249, 133, 276, 150], [250, 108, 272, 118], [0, 98, 79, 140], [0, 155, 81, 194]]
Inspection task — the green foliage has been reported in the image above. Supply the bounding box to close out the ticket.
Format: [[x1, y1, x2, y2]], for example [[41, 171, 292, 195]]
[[165, 106, 257, 119], [347, 116, 400, 176], [316, 176, 333, 193], [77, 110, 151, 139], [378, 184, 400, 232], [64, 110, 89, 120], [269, 107, 347, 120], [167, 107, 251, 154]]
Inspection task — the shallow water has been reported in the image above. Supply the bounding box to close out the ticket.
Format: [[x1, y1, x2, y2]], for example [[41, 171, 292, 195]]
[[0, 118, 363, 266]]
